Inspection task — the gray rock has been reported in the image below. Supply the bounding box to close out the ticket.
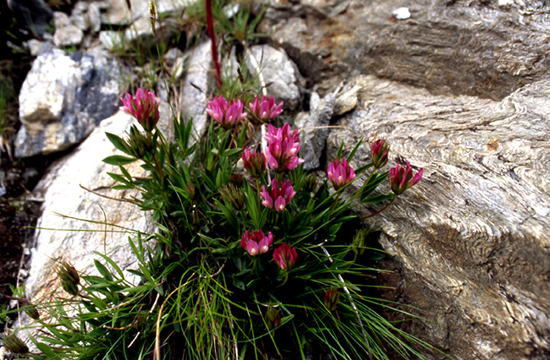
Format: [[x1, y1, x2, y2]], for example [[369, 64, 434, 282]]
[[295, 90, 334, 170], [15, 49, 122, 158], [164, 47, 184, 67], [326, 74, 550, 360], [25, 103, 171, 303], [177, 40, 213, 142], [246, 44, 301, 110]]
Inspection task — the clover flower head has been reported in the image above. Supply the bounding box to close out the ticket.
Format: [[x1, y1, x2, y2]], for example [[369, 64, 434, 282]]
[[388, 160, 423, 195], [327, 157, 356, 190], [264, 123, 304, 172], [324, 288, 341, 312], [371, 139, 390, 169], [242, 146, 266, 178], [249, 95, 284, 120], [273, 242, 298, 271], [207, 96, 247, 129], [56, 262, 81, 297], [241, 229, 274, 256], [260, 178, 296, 212], [120, 88, 161, 133]]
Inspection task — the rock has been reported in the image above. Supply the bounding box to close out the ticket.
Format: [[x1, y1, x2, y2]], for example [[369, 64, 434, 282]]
[[6, 0, 53, 38], [15, 49, 122, 158], [333, 83, 360, 116], [258, 0, 550, 99], [70, 1, 101, 33], [164, 47, 184, 67], [27, 39, 54, 57], [294, 90, 334, 170], [53, 12, 84, 48], [177, 40, 212, 142], [25, 102, 171, 302], [246, 44, 301, 110], [326, 74, 550, 360]]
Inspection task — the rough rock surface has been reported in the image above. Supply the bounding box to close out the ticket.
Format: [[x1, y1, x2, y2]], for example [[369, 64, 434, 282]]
[[259, 0, 550, 99], [176, 40, 212, 142], [25, 103, 172, 302], [15, 49, 122, 158], [53, 11, 84, 48], [294, 90, 334, 170], [246, 44, 301, 110], [326, 74, 550, 360]]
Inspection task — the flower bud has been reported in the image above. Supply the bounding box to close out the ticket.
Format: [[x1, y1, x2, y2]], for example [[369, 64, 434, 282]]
[[324, 288, 340, 312], [273, 243, 298, 271], [3, 334, 29, 354], [127, 125, 152, 159], [304, 172, 317, 193], [219, 183, 244, 211], [327, 157, 356, 190], [265, 306, 281, 330], [352, 228, 368, 256], [57, 262, 81, 297], [388, 161, 423, 196], [242, 146, 266, 179], [21, 299, 40, 320], [371, 139, 390, 169]]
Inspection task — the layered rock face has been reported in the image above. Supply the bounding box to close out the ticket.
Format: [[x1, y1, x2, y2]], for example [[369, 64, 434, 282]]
[[257, 0, 550, 358]]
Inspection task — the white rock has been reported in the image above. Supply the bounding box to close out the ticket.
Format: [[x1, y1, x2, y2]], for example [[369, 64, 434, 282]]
[[392, 7, 411, 20], [53, 12, 84, 47]]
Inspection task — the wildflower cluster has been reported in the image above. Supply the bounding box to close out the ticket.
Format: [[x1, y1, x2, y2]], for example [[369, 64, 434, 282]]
[[13, 87, 428, 360]]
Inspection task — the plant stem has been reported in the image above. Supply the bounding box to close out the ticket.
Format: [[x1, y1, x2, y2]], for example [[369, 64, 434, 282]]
[[205, 0, 222, 89], [360, 196, 396, 220], [329, 192, 340, 214]]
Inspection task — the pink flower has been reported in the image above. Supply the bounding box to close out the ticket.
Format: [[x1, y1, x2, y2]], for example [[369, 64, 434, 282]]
[[324, 289, 340, 311], [327, 157, 356, 190], [371, 139, 390, 169], [241, 230, 273, 256], [260, 178, 296, 212], [249, 95, 284, 120], [120, 88, 161, 133], [206, 96, 247, 129], [264, 123, 304, 172], [388, 161, 423, 195], [242, 146, 266, 178], [273, 243, 298, 271]]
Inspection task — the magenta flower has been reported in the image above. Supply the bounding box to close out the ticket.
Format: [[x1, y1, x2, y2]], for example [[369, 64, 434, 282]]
[[371, 139, 390, 169], [120, 88, 161, 133], [264, 123, 305, 172], [388, 161, 423, 195], [324, 289, 341, 311], [327, 157, 356, 190], [260, 178, 296, 212], [206, 95, 247, 129], [273, 243, 298, 271], [241, 230, 273, 256], [249, 95, 284, 121], [242, 146, 266, 178]]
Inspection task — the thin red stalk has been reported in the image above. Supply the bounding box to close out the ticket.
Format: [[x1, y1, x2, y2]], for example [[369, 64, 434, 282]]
[[205, 0, 223, 89]]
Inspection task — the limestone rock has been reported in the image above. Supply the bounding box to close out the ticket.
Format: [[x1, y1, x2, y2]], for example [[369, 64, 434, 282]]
[[53, 12, 84, 48], [27, 39, 54, 57], [70, 1, 101, 33], [327, 74, 550, 359], [25, 102, 171, 302], [177, 40, 212, 142], [15, 49, 122, 158], [246, 44, 301, 110]]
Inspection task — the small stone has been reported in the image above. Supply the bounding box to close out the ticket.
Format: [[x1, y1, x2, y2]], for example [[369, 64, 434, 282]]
[[392, 7, 411, 20]]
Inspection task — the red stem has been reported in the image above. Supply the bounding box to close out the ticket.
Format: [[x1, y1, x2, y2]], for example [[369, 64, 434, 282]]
[[205, 0, 223, 89]]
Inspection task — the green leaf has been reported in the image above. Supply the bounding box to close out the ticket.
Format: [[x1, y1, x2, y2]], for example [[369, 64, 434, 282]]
[[336, 141, 344, 159], [244, 181, 260, 229], [361, 171, 389, 201], [214, 199, 239, 232], [94, 252, 125, 279], [362, 193, 395, 204], [103, 155, 137, 166], [232, 277, 245, 291], [94, 260, 113, 282], [119, 165, 133, 181], [105, 132, 132, 155], [346, 136, 364, 162]]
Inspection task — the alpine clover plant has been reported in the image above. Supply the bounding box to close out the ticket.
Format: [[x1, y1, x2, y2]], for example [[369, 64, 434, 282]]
[[10, 95, 437, 358]]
